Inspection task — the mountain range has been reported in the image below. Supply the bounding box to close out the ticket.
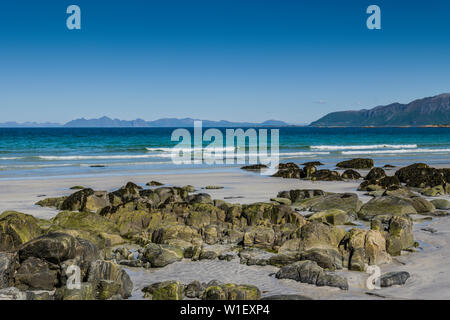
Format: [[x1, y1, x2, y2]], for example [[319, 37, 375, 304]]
[[310, 93, 450, 127], [0, 117, 288, 128]]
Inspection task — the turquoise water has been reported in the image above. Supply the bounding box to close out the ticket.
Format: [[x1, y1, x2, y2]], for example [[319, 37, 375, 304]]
[[1, 127, 450, 179]]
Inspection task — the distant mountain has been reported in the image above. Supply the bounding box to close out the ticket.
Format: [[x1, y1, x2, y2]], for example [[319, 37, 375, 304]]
[[0, 121, 61, 128], [0, 117, 289, 128], [310, 93, 450, 127], [65, 117, 288, 127]]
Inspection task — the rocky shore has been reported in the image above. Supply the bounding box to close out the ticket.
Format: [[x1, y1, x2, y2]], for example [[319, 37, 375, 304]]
[[0, 159, 449, 300]]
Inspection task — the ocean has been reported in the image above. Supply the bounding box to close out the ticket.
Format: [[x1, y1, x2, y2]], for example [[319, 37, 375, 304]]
[[1, 127, 450, 179]]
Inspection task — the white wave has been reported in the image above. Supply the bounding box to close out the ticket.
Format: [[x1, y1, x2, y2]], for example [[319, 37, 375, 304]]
[[342, 148, 450, 155], [310, 144, 418, 150], [0, 157, 22, 160], [146, 146, 237, 152]]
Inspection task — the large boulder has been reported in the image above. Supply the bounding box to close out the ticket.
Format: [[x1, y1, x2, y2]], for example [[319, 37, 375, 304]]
[[365, 168, 386, 180], [276, 260, 348, 290], [0, 211, 42, 251], [18, 232, 77, 264], [14, 257, 59, 290], [48, 211, 123, 248], [336, 158, 374, 169], [55, 282, 96, 300], [340, 229, 391, 271], [60, 188, 95, 212], [272, 163, 303, 179], [142, 243, 183, 267], [310, 170, 342, 181], [386, 216, 414, 256], [407, 197, 435, 213], [142, 280, 184, 300], [307, 193, 362, 215], [431, 199, 450, 210], [202, 283, 261, 300], [395, 163, 446, 188], [307, 209, 351, 225], [358, 196, 417, 220], [299, 248, 343, 270], [341, 169, 362, 180], [87, 260, 133, 298], [298, 222, 346, 251], [358, 176, 401, 191]]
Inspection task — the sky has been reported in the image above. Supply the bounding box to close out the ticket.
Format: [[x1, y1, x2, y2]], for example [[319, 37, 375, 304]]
[[1, 0, 450, 124]]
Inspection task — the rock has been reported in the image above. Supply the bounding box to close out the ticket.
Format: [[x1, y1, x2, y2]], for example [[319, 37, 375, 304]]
[[14, 257, 59, 290], [396, 164, 446, 188], [358, 176, 401, 191], [202, 283, 261, 300], [142, 243, 183, 267], [365, 168, 386, 180], [35, 196, 67, 209], [358, 196, 417, 220], [204, 185, 224, 190], [408, 197, 435, 213], [298, 222, 346, 251], [87, 260, 133, 298], [143, 280, 184, 300], [383, 186, 415, 198], [188, 193, 214, 205], [48, 211, 123, 248], [0, 211, 42, 251], [241, 164, 268, 171], [0, 252, 16, 289], [430, 199, 450, 210], [55, 282, 96, 300], [336, 158, 374, 169], [272, 162, 303, 179], [182, 185, 196, 192], [97, 279, 122, 300], [111, 182, 142, 203], [275, 260, 348, 290], [302, 164, 317, 178], [341, 169, 361, 180], [18, 233, 77, 264], [307, 209, 350, 225], [267, 253, 299, 267], [146, 181, 164, 186], [60, 188, 95, 212], [270, 197, 292, 206], [421, 185, 446, 197], [242, 226, 275, 249], [277, 189, 325, 203], [262, 294, 313, 300], [184, 280, 204, 298], [386, 216, 414, 256], [310, 169, 342, 181], [299, 248, 343, 270], [239, 248, 273, 266], [70, 186, 85, 190], [380, 271, 410, 287], [340, 229, 391, 271], [308, 193, 362, 215], [301, 161, 324, 167], [199, 250, 218, 260]]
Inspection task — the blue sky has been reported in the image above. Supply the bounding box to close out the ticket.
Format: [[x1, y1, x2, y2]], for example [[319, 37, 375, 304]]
[[1, 0, 450, 124]]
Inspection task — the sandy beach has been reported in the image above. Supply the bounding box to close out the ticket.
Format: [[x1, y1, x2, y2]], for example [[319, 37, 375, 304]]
[[2, 166, 449, 300]]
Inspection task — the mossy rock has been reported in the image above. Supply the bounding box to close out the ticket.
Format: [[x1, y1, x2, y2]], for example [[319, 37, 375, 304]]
[[0, 211, 43, 251], [308, 209, 349, 225], [358, 196, 417, 220], [143, 280, 183, 300], [48, 211, 123, 248], [35, 196, 67, 209]]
